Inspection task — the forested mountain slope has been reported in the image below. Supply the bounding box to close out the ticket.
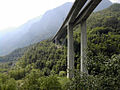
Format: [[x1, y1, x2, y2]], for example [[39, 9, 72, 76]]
[[0, 4, 119, 89], [0, 47, 28, 62], [87, 3, 120, 30]]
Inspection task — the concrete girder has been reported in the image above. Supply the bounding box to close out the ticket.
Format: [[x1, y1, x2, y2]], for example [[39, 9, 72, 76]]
[[73, 0, 102, 26], [69, 0, 87, 23]]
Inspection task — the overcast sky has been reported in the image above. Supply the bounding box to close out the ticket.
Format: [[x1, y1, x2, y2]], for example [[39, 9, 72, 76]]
[[0, 0, 119, 32], [111, 0, 120, 3]]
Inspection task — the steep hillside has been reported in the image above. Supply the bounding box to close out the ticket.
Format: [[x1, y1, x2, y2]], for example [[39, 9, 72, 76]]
[[0, 47, 28, 62], [87, 3, 120, 29], [0, 0, 113, 56]]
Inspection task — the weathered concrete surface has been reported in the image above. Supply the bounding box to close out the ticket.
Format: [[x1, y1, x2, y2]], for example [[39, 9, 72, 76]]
[[81, 21, 88, 73], [67, 24, 74, 79]]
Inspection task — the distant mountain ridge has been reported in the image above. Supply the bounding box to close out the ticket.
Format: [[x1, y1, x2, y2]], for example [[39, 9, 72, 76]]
[[0, 2, 72, 56], [0, 0, 113, 56]]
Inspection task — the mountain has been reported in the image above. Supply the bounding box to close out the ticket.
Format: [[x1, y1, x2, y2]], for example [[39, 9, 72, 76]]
[[95, 0, 112, 11], [17, 2, 72, 46], [0, 0, 113, 56], [0, 2, 72, 56]]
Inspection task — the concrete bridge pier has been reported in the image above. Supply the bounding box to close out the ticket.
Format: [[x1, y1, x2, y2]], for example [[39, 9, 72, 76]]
[[81, 20, 88, 74], [67, 24, 74, 79]]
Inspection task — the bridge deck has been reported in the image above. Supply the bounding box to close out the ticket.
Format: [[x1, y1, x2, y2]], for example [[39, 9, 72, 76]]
[[52, 0, 102, 42]]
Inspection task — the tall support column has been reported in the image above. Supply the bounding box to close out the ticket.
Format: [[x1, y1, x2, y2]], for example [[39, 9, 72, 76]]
[[67, 24, 74, 79], [81, 20, 88, 74]]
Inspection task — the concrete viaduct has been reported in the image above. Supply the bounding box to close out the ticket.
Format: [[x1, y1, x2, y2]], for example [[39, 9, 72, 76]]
[[52, 0, 102, 79]]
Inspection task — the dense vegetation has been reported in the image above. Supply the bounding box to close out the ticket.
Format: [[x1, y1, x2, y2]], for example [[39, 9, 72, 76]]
[[0, 47, 28, 62], [0, 4, 120, 90]]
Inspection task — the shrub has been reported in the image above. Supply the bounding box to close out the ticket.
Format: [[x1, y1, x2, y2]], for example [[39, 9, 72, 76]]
[[59, 71, 66, 77], [38, 76, 62, 90], [65, 72, 101, 90]]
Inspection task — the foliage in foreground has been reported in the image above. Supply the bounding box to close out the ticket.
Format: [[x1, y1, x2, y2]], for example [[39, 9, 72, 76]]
[[67, 54, 120, 90], [0, 54, 120, 90]]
